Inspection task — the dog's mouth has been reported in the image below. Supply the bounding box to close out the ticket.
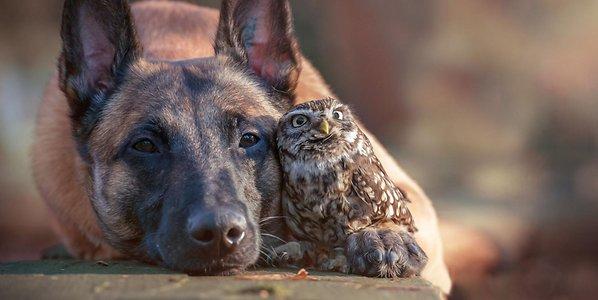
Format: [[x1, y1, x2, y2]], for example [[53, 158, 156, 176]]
[[154, 252, 254, 276], [182, 261, 247, 276], [146, 230, 260, 276]]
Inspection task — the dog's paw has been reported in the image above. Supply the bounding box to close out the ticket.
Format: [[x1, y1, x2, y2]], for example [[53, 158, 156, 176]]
[[345, 227, 427, 278]]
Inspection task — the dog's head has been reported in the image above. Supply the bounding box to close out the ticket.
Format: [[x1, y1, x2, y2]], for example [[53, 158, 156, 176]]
[[58, 0, 300, 274]]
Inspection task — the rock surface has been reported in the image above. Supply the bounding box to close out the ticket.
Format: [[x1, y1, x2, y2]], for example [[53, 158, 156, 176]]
[[0, 260, 443, 299]]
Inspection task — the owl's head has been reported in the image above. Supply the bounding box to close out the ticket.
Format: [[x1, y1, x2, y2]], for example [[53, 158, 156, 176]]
[[276, 98, 359, 157]]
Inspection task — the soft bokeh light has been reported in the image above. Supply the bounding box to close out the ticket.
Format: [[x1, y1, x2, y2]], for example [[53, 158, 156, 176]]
[[1, 0, 596, 298]]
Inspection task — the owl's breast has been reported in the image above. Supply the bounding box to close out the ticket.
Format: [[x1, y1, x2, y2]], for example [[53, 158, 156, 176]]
[[281, 157, 366, 246]]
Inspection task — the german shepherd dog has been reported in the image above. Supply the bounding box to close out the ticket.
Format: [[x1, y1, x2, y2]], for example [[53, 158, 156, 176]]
[[33, 0, 452, 293]]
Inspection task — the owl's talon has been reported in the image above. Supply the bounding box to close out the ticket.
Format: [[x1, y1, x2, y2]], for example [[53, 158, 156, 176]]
[[346, 227, 427, 278], [270, 241, 315, 267], [387, 250, 400, 265], [317, 251, 350, 273], [407, 243, 422, 256], [354, 256, 366, 274], [367, 249, 384, 263], [320, 259, 332, 271], [339, 264, 349, 274]]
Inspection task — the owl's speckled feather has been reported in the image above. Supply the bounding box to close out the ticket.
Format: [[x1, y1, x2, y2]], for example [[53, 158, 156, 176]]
[[276, 98, 417, 252]]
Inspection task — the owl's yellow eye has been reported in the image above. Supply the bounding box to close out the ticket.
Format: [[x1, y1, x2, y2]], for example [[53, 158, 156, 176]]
[[332, 110, 343, 120], [291, 114, 309, 127]]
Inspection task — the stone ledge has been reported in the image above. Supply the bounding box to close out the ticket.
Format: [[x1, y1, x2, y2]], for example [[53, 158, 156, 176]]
[[0, 260, 443, 299]]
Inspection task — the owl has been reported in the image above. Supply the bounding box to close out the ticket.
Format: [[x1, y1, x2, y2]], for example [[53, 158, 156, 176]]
[[275, 98, 427, 277]]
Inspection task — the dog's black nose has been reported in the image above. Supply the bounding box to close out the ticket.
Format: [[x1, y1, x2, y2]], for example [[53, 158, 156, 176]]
[[188, 209, 247, 252]]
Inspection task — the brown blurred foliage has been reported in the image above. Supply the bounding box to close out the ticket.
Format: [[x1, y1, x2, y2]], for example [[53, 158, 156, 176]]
[[1, 0, 597, 298]]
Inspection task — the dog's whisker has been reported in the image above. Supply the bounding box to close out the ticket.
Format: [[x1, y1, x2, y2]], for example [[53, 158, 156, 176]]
[[259, 248, 272, 260], [260, 233, 287, 243], [259, 216, 288, 225], [258, 248, 273, 265]]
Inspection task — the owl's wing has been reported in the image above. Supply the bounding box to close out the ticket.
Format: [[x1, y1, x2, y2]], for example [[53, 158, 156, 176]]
[[351, 148, 416, 232]]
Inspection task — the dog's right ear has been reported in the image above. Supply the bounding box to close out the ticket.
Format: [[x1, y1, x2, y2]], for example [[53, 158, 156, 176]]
[[59, 0, 141, 135], [214, 0, 301, 99]]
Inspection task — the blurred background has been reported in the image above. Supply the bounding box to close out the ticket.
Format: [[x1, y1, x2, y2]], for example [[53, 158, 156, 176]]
[[1, 0, 597, 298]]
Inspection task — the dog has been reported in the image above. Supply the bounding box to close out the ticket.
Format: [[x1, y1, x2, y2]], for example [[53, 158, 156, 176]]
[[33, 0, 452, 292]]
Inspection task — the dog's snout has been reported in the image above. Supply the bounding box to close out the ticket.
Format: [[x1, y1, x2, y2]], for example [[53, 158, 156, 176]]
[[188, 209, 247, 252]]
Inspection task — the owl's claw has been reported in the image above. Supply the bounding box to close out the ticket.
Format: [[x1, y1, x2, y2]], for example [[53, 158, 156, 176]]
[[318, 248, 349, 273], [271, 241, 313, 267], [345, 227, 427, 278]]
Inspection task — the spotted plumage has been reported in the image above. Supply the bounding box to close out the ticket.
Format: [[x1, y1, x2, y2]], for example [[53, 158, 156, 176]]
[[275, 98, 426, 277]]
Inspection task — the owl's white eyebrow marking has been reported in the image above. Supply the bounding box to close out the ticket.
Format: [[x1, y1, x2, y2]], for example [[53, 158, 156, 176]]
[[286, 109, 312, 116], [332, 103, 344, 110]]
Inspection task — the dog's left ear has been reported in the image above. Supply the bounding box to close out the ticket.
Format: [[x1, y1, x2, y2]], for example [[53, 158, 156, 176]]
[[215, 0, 301, 98], [59, 0, 141, 132]]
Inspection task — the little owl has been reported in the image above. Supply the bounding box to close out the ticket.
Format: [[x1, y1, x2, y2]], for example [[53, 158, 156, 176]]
[[275, 98, 427, 278]]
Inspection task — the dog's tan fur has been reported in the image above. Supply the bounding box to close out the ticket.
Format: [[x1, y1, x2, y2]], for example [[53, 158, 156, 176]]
[[33, 1, 452, 292]]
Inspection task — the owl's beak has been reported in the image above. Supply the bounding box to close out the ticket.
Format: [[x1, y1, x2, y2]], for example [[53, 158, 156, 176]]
[[318, 119, 330, 135]]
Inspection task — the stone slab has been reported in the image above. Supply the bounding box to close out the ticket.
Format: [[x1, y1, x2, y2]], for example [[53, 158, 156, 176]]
[[0, 260, 443, 299]]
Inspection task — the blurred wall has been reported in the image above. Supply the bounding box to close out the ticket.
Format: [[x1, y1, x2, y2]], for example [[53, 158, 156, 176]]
[[1, 0, 598, 297], [0, 0, 63, 260]]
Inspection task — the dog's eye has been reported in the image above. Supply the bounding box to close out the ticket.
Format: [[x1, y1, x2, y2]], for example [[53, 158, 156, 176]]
[[239, 133, 260, 148], [132, 139, 158, 153], [332, 110, 343, 120], [291, 115, 309, 127]]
